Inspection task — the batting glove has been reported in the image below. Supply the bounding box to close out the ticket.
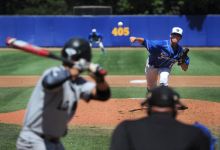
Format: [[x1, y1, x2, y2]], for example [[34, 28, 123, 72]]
[[73, 59, 89, 72], [89, 63, 107, 82]]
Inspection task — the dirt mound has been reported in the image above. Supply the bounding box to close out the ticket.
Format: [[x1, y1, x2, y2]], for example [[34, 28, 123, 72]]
[[1, 99, 220, 128]]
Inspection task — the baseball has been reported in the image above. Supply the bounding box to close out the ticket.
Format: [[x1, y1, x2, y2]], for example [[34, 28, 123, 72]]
[[118, 21, 123, 26]]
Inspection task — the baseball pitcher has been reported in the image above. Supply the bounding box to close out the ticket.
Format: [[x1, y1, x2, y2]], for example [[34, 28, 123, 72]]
[[16, 38, 111, 150], [130, 27, 190, 92], [88, 28, 106, 54]]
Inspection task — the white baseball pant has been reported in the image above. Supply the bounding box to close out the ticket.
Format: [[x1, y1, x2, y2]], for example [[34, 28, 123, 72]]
[[145, 62, 171, 90], [16, 129, 64, 150]]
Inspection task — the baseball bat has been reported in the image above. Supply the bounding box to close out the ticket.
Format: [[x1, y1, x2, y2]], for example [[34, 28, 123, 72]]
[[6, 37, 107, 75], [6, 37, 73, 66]]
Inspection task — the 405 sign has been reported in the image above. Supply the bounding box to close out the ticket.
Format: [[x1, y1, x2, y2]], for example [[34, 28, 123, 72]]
[[112, 27, 130, 36]]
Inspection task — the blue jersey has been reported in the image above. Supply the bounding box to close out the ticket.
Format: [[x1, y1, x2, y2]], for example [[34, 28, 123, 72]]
[[88, 32, 103, 42], [143, 40, 190, 68]]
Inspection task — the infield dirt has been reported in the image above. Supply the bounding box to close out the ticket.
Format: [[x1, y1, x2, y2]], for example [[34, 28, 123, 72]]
[[0, 75, 220, 129]]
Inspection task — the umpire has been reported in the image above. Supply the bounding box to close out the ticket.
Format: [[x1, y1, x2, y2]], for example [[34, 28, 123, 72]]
[[110, 86, 210, 150]]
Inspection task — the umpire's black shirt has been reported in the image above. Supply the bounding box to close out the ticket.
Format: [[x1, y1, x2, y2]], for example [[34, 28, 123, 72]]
[[110, 112, 210, 150]]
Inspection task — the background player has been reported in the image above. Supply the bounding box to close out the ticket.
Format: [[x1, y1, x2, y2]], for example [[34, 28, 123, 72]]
[[88, 28, 106, 54], [130, 27, 190, 92], [16, 38, 111, 150]]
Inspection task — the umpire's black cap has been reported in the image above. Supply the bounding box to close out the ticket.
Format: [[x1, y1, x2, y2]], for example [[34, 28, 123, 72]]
[[144, 86, 188, 110]]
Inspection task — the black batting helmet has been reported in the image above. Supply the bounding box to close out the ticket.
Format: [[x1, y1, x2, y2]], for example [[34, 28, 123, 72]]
[[61, 38, 91, 66]]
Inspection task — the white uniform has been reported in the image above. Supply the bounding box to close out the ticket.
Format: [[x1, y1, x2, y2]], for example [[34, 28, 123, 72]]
[[16, 66, 95, 150]]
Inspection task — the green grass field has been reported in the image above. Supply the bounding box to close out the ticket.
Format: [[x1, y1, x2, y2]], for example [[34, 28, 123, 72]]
[[0, 123, 112, 150], [0, 87, 220, 113], [0, 48, 220, 75], [0, 48, 220, 149], [0, 123, 219, 150]]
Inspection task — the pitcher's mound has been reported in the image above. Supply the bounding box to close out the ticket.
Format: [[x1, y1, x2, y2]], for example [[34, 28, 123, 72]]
[[1, 99, 220, 128]]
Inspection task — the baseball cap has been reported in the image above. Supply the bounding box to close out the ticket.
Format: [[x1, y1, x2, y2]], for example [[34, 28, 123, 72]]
[[92, 28, 97, 32], [144, 86, 187, 110], [171, 27, 183, 36]]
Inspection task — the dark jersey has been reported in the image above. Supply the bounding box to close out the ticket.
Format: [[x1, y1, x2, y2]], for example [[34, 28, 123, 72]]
[[111, 113, 210, 150]]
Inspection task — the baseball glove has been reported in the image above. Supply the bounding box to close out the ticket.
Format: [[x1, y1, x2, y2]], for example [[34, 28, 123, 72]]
[[178, 48, 189, 65]]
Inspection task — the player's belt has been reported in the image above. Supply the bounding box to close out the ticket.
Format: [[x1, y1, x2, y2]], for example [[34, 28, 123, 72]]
[[40, 134, 60, 143], [148, 62, 160, 68], [33, 131, 60, 143], [150, 65, 160, 68]]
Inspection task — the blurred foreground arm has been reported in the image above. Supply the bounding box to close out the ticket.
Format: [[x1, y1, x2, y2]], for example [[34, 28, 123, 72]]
[[42, 69, 71, 89], [89, 64, 111, 101]]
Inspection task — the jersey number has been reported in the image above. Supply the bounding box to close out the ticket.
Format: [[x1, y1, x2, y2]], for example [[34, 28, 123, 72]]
[[112, 27, 130, 36]]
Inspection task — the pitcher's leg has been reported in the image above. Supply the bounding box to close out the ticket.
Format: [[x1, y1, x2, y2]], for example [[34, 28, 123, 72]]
[[145, 66, 159, 91], [159, 68, 171, 86]]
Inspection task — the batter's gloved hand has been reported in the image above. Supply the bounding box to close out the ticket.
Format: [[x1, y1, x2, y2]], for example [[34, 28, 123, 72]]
[[178, 48, 189, 65], [73, 59, 90, 72], [89, 63, 107, 83]]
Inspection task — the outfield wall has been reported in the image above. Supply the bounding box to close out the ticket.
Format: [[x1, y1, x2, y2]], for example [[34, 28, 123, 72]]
[[0, 15, 219, 47]]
